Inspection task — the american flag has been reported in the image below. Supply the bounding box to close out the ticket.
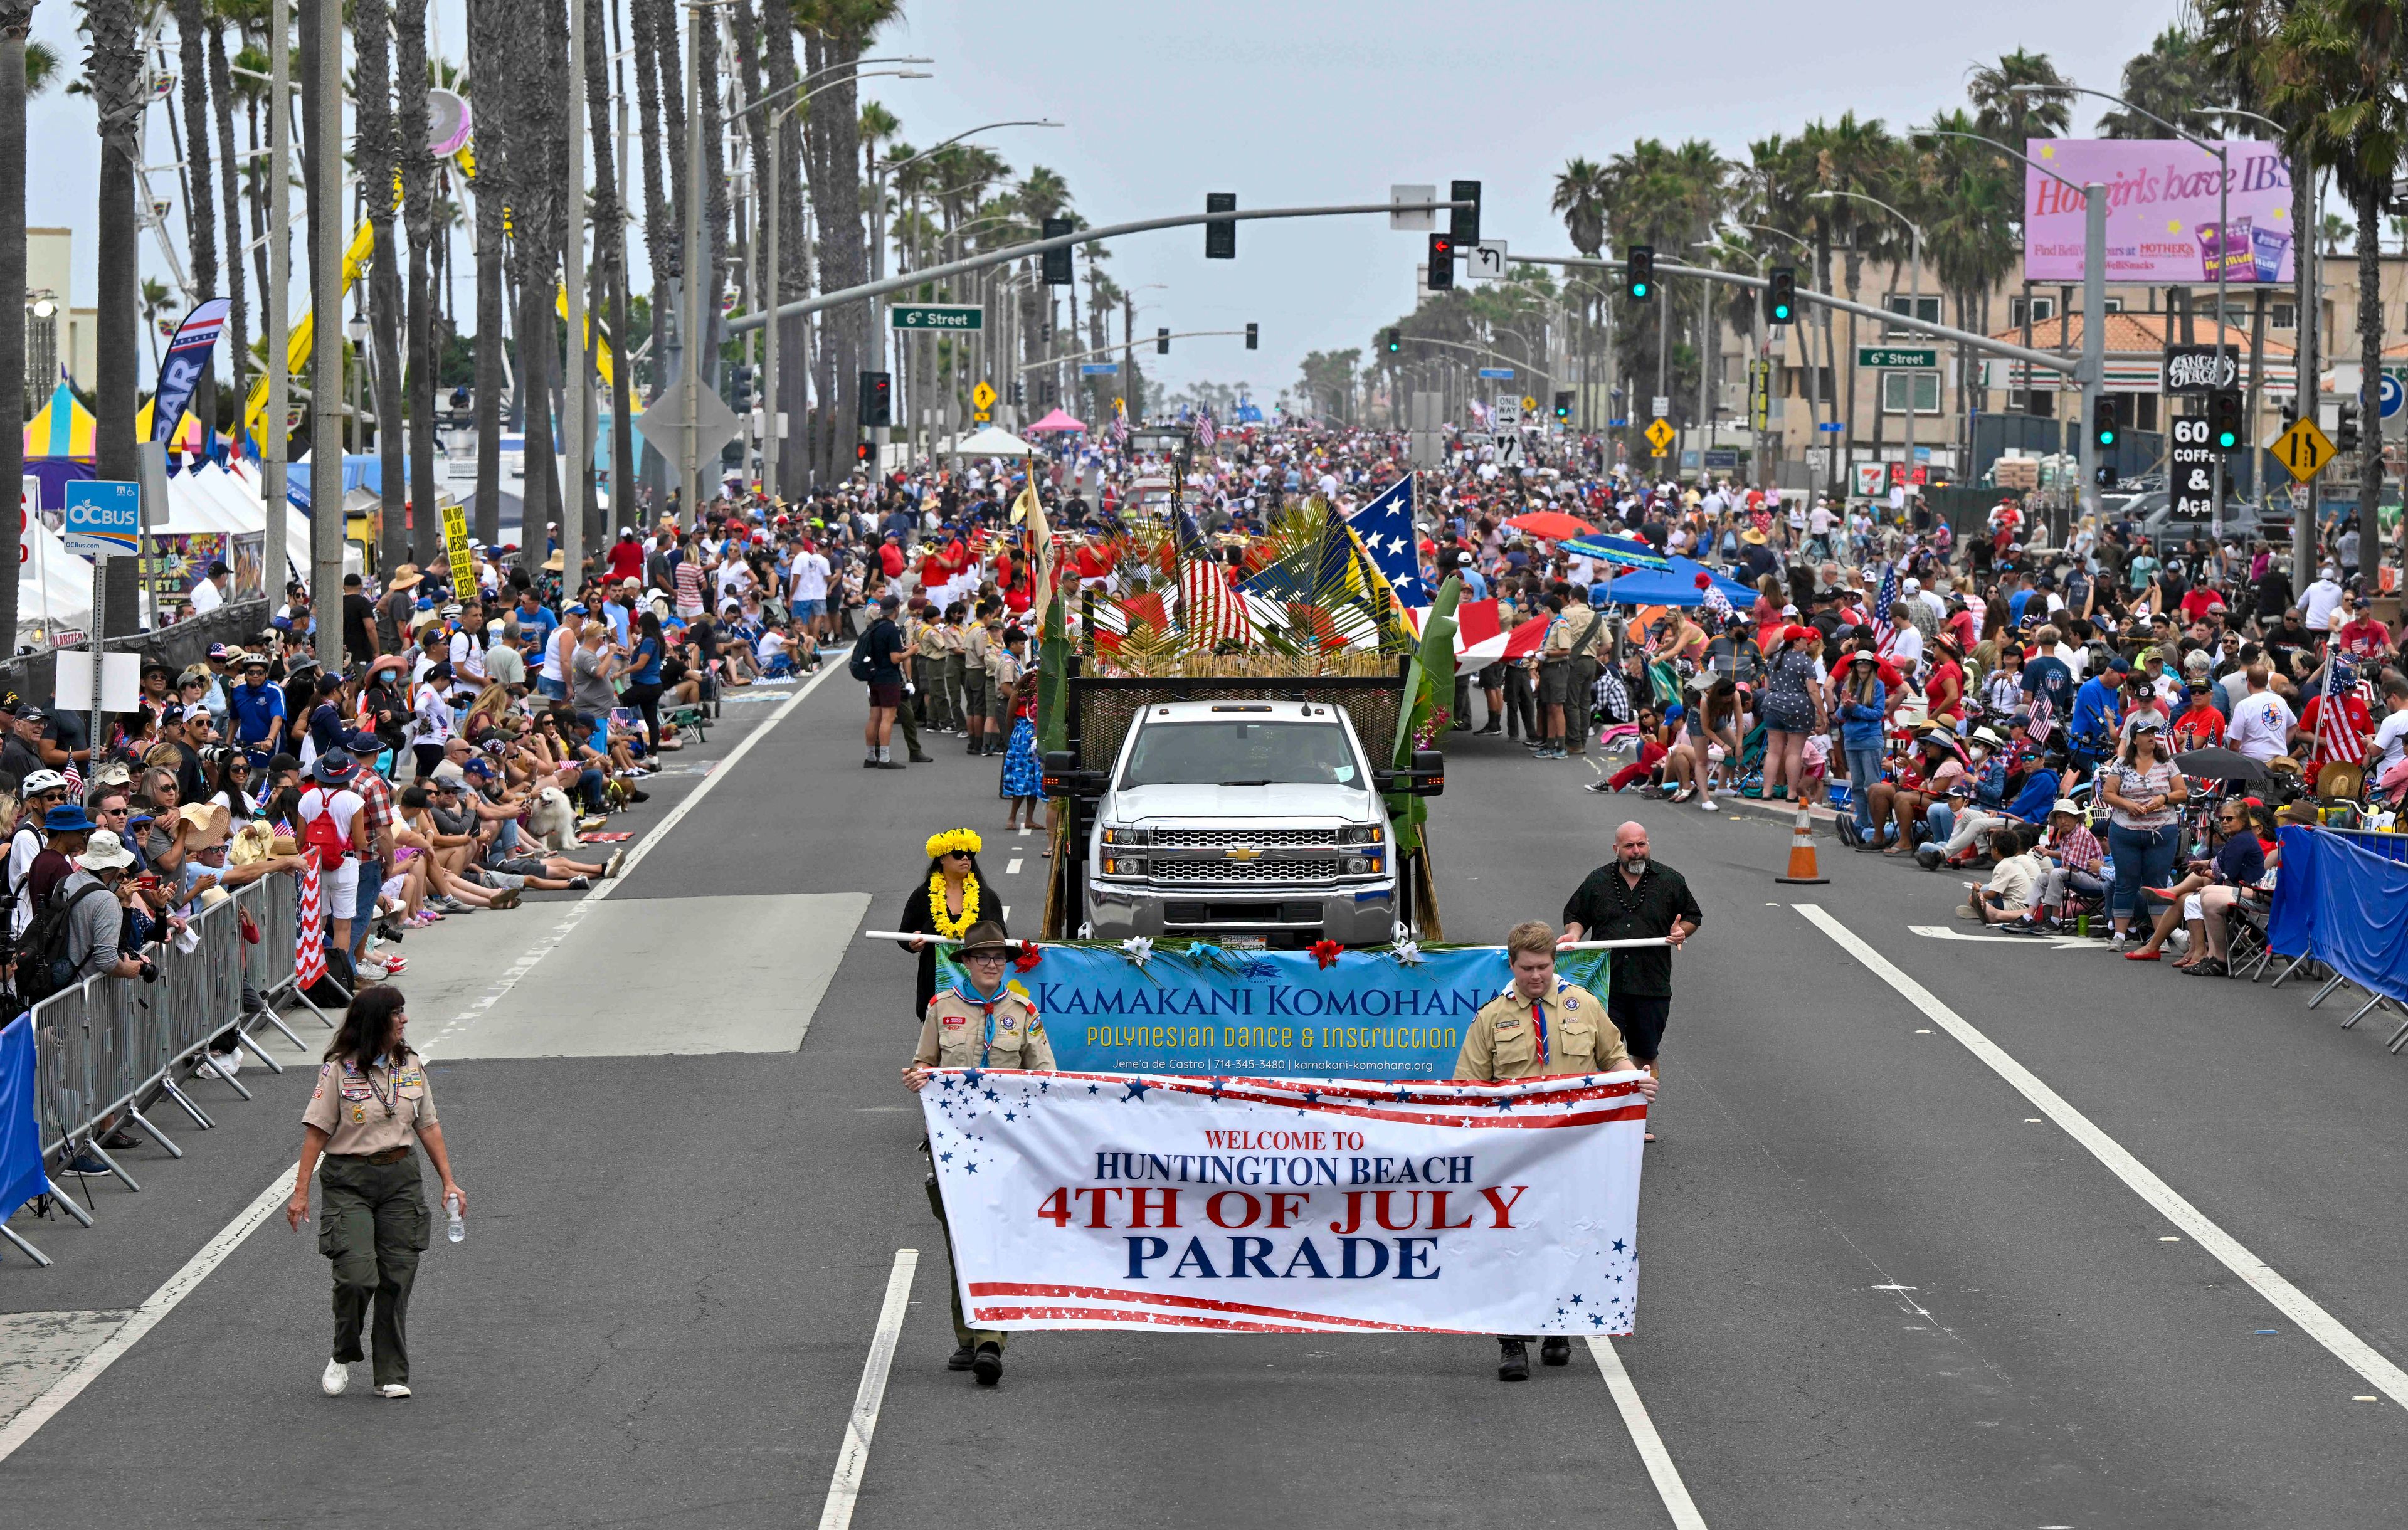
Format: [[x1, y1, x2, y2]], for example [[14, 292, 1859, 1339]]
[[1870, 562, 1899, 653], [1343, 473, 1428, 612], [1176, 509, 1253, 646], [1196, 408, 1218, 450], [2026, 688, 2057, 747], [1111, 405, 1129, 450], [2314, 654, 2370, 766]]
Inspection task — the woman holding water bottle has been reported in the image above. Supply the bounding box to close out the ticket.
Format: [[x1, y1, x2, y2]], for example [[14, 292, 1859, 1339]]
[[285, 984, 466, 1399]]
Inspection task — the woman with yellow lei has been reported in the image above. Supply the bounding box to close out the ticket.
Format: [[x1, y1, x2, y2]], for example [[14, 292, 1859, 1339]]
[[895, 828, 1004, 1015]]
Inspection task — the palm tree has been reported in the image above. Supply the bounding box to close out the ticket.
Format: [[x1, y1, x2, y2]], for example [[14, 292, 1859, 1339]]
[[1551, 156, 1608, 428], [2098, 26, 2231, 138], [794, 0, 902, 485], [396, 0, 440, 564], [171, 0, 217, 438], [2270, 0, 2408, 588], [629, 0, 672, 505], [465, 0, 512, 549], [582, 0, 631, 532], [758, 0, 807, 500], [0, 0, 38, 644], [1967, 48, 2076, 152], [1909, 112, 2021, 445], [206, 2, 247, 406], [91, 0, 143, 633], [354, 0, 408, 569]]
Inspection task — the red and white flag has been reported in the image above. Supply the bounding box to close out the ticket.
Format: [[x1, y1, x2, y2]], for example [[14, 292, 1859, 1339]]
[[295, 857, 328, 987]]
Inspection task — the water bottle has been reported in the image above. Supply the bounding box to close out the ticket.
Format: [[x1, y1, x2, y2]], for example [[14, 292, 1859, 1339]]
[[445, 1191, 465, 1243]]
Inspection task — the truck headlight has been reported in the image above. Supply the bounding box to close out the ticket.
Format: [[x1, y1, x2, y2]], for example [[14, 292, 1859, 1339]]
[[1101, 826, 1153, 846], [1100, 855, 1148, 879], [1342, 852, 1383, 875], [1337, 825, 1385, 845]]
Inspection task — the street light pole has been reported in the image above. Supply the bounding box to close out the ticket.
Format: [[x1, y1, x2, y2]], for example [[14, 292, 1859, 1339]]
[[311, 0, 342, 670], [680, 0, 704, 522], [1815, 189, 1924, 512], [263, 0, 288, 601]]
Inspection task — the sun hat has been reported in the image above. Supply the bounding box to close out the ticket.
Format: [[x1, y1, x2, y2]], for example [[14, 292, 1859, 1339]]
[[954, 921, 1014, 960], [310, 749, 358, 784], [174, 801, 231, 850], [388, 564, 424, 590], [75, 828, 136, 872], [42, 803, 96, 834], [2051, 798, 2082, 817]]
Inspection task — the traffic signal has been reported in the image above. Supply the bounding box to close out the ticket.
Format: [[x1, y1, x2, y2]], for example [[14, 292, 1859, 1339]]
[[1385, 327, 1402, 354], [1553, 390, 1572, 421], [2093, 395, 2118, 450], [1625, 245, 1654, 302], [731, 364, 756, 411], [2209, 388, 2244, 451], [1156, 327, 1170, 355], [857, 369, 892, 427], [1765, 266, 1795, 324], [855, 441, 874, 463], [1205, 193, 1236, 260], [1427, 233, 1454, 290], [2279, 398, 2299, 432], [1245, 322, 1257, 351], [1041, 218, 1074, 285], [1449, 179, 1481, 245], [2338, 400, 2362, 452]]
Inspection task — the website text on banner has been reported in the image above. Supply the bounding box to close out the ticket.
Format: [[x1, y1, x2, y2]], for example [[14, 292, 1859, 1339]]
[[921, 1069, 1648, 1335], [2024, 138, 2294, 283], [931, 944, 1613, 1077]]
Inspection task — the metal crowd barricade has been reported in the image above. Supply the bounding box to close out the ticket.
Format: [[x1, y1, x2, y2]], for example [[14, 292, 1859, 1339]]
[[16, 872, 326, 1243]]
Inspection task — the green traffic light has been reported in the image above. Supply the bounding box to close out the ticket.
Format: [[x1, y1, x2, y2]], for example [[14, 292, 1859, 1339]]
[[2218, 431, 2237, 449], [2100, 429, 2115, 446], [1632, 282, 1649, 298], [1773, 305, 1789, 319]]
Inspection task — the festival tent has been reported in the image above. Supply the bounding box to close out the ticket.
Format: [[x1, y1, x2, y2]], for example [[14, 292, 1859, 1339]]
[[21, 379, 98, 510], [1593, 555, 1756, 610], [1024, 408, 1086, 434], [951, 425, 1036, 457], [15, 515, 95, 647]]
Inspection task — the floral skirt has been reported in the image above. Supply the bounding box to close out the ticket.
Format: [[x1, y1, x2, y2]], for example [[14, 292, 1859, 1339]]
[[1000, 716, 1042, 799]]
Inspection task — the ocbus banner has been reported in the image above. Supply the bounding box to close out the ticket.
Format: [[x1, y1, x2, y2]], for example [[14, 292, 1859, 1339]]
[[939, 943, 1611, 1078], [922, 1067, 1647, 1334]]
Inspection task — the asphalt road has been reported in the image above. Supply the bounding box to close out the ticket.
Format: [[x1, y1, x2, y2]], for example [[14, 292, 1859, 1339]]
[[4, 673, 2405, 1528]]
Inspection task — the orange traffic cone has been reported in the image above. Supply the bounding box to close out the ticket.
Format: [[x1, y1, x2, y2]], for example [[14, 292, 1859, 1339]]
[[1773, 804, 1828, 885]]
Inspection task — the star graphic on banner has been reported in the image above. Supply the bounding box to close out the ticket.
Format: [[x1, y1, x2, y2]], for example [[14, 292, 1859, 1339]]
[[962, 1068, 985, 1090], [939, 1151, 953, 1163], [965, 1162, 979, 1174], [983, 1089, 1000, 1102], [1208, 1079, 1227, 1099], [1612, 1239, 1626, 1253], [1492, 1093, 1516, 1111], [1087, 1084, 1101, 1094], [1393, 1085, 1414, 1104], [1004, 1111, 1017, 1122], [1038, 1080, 1051, 1093], [938, 1075, 957, 1092], [1590, 1313, 1606, 1329], [1301, 1089, 1321, 1106], [1123, 1079, 1153, 1102], [1570, 1294, 1583, 1306]]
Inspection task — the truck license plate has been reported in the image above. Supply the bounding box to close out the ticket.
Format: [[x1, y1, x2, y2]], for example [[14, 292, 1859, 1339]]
[[1218, 936, 1267, 951]]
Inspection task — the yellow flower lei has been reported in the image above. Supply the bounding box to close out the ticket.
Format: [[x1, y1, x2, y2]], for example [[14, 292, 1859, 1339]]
[[929, 871, 980, 941], [926, 827, 984, 859]]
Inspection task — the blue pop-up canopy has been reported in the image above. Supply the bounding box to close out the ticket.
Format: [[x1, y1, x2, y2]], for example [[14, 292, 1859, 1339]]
[[1593, 554, 1756, 609]]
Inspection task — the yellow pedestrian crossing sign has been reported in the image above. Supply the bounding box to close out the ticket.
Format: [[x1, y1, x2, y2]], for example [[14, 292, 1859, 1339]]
[[2274, 416, 2336, 482], [972, 380, 996, 413], [1521, 395, 1536, 413], [1644, 418, 1676, 452]]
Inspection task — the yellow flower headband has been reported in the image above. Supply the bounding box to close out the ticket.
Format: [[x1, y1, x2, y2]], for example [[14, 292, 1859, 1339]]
[[926, 828, 983, 859]]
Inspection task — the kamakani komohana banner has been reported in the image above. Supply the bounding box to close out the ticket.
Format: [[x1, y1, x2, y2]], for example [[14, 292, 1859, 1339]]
[[921, 1068, 1647, 1335], [2024, 138, 2295, 284], [938, 943, 1612, 1078]]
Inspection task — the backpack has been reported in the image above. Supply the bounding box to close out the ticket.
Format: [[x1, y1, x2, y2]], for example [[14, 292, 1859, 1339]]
[[301, 794, 351, 871], [848, 621, 884, 682], [19, 883, 117, 1006]]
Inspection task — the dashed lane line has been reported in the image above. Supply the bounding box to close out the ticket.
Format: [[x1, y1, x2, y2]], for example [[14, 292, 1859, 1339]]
[[1796, 901, 2408, 1410]]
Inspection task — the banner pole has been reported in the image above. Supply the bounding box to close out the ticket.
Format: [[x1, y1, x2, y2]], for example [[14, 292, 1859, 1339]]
[[854, 931, 1674, 952]]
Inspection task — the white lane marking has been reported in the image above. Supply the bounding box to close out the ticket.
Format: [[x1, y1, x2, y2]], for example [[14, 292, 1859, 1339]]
[[0, 1177, 288, 1464], [1908, 923, 2108, 951], [1005, 858, 1022, 876], [430, 653, 852, 1048], [818, 1248, 920, 1530], [1587, 1335, 1709, 1530], [1796, 902, 2408, 1409], [0, 655, 855, 1462]]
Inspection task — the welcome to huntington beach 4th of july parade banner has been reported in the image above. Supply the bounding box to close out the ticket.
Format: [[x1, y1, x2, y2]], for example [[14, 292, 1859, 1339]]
[[922, 939, 1647, 1335]]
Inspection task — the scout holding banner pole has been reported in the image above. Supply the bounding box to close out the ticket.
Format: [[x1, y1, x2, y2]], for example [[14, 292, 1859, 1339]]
[[919, 1068, 1649, 1336]]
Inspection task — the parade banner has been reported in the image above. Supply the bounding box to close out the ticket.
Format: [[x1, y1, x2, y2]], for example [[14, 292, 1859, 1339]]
[[937, 943, 1612, 1079], [151, 299, 232, 448], [922, 1068, 1648, 1334], [2024, 139, 2294, 283]]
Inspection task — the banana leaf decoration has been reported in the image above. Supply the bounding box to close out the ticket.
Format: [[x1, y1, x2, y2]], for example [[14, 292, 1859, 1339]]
[[1385, 574, 1462, 857]]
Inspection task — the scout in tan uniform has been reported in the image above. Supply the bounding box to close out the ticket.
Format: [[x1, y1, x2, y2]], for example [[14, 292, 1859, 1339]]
[[959, 608, 992, 756], [286, 985, 466, 1400], [937, 602, 970, 738], [913, 600, 954, 730], [1558, 592, 1608, 757], [903, 921, 1053, 1386], [1453, 920, 1656, 1382]]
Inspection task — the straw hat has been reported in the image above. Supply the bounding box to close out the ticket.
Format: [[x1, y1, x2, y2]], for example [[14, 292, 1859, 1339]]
[[173, 801, 231, 850], [388, 563, 424, 590], [544, 550, 566, 571]]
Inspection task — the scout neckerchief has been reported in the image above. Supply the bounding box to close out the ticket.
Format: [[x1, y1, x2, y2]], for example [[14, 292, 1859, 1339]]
[[953, 974, 1011, 1065]]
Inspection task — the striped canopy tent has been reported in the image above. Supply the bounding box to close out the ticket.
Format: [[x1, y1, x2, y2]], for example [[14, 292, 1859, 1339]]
[[22, 377, 96, 458], [137, 395, 216, 455]]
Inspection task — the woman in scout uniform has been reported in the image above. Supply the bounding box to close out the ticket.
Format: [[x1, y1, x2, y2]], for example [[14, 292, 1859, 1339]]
[[901, 920, 1052, 1386], [285, 984, 465, 1400], [896, 828, 1003, 1018]]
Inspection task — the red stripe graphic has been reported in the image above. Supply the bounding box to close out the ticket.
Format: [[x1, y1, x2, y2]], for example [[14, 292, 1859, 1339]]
[[966, 1281, 1474, 1334], [937, 1069, 1650, 1130]]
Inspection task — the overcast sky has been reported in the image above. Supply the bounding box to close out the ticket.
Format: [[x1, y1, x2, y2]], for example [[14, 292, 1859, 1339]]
[[29, 0, 2187, 399]]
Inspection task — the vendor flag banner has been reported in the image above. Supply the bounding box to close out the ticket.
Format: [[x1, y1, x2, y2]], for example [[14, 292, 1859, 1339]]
[[939, 942, 1611, 1078], [922, 1068, 1648, 1334], [151, 298, 232, 448]]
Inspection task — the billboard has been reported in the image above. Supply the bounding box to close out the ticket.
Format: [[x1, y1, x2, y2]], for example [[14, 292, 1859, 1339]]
[[2025, 139, 2295, 284]]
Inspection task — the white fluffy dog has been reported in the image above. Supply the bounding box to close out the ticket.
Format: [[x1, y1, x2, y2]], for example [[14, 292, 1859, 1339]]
[[525, 785, 583, 851]]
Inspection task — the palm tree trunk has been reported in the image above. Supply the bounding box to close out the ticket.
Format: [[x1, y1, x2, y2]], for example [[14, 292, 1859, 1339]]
[[92, 0, 142, 634], [355, 0, 408, 574], [246, 97, 269, 305], [761, 0, 806, 500], [0, 0, 31, 646], [581, 0, 632, 535], [2357, 186, 2383, 591], [467, 0, 509, 549], [396, 0, 439, 567], [208, 19, 245, 411], [804, 34, 867, 489], [504, 0, 566, 570], [175, 0, 217, 444]]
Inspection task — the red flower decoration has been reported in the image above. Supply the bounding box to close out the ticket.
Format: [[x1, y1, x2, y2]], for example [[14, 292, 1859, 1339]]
[[1012, 947, 1044, 973], [1693, 571, 1713, 590], [1309, 939, 1344, 969]]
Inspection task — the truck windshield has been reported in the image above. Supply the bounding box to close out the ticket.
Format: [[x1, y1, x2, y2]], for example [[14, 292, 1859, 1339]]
[[1119, 721, 1363, 789]]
